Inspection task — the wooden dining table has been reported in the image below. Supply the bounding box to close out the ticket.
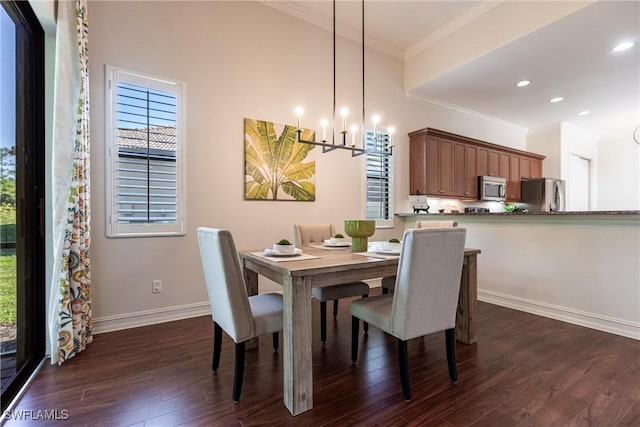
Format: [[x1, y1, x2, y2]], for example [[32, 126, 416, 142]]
[[239, 245, 481, 416]]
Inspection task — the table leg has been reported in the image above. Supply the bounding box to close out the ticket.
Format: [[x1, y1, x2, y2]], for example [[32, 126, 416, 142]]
[[282, 275, 313, 415], [456, 254, 478, 345], [243, 263, 259, 350]]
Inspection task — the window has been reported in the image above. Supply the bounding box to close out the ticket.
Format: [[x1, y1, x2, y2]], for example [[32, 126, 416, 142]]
[[364, 129, 393, 226], [105, 66, 185, 237]]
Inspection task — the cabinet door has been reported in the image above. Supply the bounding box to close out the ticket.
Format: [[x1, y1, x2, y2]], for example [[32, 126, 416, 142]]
[[476, 148, 488, 177], [499, 153, 510, 179], [464, 145, 477, 198], [520, 157, 531, 179], [409, 135, 427, 195], [425, 136, 440, 195], [439, 138, 455, 195], [488, 150, 500, 176], [508, 155, 520, 201], [453, 142, 466, 197], [530, 158, 542, 178]]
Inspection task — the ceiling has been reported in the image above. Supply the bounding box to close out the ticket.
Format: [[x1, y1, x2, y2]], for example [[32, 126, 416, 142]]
[[263, 0, 639, 140]]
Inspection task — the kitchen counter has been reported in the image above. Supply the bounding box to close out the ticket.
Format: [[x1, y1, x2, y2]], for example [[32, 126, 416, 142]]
[[393, 211, 640, 340], [396, 210, 639, 217]]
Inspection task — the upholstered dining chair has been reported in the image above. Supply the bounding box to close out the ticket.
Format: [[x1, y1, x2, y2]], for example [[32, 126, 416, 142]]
[[197, 227, 283, 402], [293, 224, 370, 342], [381, 220, 458, 294], [350, 227, 467, 402]]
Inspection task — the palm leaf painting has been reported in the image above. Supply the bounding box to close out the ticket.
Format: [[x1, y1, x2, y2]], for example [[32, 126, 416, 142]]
[[244, 118, 316, 201]]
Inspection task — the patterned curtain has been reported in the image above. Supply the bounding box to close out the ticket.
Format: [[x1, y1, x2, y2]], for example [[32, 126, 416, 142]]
[[49, 0, 91, 365]]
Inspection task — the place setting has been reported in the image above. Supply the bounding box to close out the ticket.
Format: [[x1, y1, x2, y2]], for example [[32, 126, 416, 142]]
[[252, 239, 320, 262], [308, 233, 353, 250], [354, 239, 402, 259]]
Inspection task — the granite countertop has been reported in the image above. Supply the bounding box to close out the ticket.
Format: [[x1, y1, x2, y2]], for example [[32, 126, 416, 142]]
[[396, 210, 640, 217]]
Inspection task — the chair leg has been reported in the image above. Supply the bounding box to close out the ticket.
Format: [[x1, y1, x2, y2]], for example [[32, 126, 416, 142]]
[[351, 316, 359, 364], [362, 294, 369, 333], [398, 339, 411, 402], [333, 299, 339, 317], [320, 301, 327, 342], [273, 331, 279, 353], [212, 322, 222, 372], [445, 328, 458, 383], [232, 342, 246, 402]]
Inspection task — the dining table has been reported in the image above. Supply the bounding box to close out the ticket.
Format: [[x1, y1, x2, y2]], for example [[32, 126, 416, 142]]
[[238, 244, 481, 416]]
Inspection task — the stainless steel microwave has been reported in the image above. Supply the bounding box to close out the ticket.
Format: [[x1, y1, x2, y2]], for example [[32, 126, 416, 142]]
[[479, 176, 506, 201]]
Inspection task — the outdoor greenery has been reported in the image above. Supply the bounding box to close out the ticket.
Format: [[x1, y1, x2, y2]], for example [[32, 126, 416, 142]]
[[1, 146, 17, 324], [0, 251, 16, 324]]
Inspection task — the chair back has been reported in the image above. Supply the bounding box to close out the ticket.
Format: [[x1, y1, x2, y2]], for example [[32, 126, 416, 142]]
[[415, 220, 457, 228], [197, 227, 254, 343], [293, 223, 335, 247], [390, 228, 466, 340]]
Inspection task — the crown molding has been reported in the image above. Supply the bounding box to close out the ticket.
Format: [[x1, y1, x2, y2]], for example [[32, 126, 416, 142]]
[[404, 1, 501, 60], [260, 0, 404, 60], [407, 92, 527, 132]]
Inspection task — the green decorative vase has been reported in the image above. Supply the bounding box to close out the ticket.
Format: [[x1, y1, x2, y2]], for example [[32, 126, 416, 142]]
[[344, 220, 376, 252]]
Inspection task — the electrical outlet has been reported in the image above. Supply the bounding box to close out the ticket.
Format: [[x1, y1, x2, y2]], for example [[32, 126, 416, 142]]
[[152, 280, 162, 294]]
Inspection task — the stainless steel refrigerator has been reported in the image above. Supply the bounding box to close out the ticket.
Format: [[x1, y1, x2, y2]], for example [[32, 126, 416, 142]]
[[521, 178, 566, 212]]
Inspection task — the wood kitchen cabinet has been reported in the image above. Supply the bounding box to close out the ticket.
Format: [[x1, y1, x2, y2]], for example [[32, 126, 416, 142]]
[[409, 128, 545, 200]]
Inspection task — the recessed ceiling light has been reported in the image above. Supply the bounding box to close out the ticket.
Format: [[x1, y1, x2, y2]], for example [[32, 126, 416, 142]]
[[516, 80, 530, 87], [550, 97, 564, 103], [612, 41, 635, 52], [578, 111, 590, 116]]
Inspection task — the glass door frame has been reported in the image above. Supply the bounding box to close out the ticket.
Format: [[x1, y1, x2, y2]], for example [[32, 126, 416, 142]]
[[1, 0, 45, 413]]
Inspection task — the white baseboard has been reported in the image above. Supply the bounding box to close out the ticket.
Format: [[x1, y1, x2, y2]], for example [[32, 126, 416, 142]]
[[92, 302, 211, 335], [478, 289, 640, 340]]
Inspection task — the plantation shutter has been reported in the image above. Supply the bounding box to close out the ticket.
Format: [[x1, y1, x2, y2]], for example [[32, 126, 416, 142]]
[[106, 66, 185, 237], [365, 130, 392, 220]]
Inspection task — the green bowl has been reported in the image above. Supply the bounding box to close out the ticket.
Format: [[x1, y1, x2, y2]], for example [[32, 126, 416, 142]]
[[344, 220, 375, 252]]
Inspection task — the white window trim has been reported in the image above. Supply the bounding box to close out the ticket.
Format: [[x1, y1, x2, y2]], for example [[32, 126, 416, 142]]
[[105, 65, 186, 238], [362, 127, 394, 228]]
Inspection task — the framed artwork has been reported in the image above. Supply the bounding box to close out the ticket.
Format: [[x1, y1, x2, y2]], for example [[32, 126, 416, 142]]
[[244, 118, 316, 201]]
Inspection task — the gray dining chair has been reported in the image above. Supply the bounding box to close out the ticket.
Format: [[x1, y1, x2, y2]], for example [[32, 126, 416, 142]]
[[381, 220, 458, 294], [351, 227, 467, 401], [293, 224, 369, 342], [197, 227, 283, 402]]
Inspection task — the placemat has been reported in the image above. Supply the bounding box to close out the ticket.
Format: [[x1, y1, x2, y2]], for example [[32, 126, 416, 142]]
[[354, 251, 400, 260], [250, 252, 321, 262], [308, 244, 352, 251]]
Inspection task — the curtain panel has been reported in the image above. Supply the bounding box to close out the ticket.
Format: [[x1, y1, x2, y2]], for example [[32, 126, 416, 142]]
[[48, 0, 91, 365]]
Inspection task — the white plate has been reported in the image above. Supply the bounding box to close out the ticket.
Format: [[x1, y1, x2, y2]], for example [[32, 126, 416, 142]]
[[264, 248, 303, 257], [323, 239, 351, 247], [375, 249, 400, 255]]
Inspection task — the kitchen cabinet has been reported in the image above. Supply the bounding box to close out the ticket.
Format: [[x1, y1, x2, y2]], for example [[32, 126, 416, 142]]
[[508, 155, 521, 201], [409, 128, 545, 200], [409, 134, 427, 195]]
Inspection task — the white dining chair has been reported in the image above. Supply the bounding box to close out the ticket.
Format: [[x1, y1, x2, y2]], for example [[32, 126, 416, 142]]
[[350, 227, 467, 401], [197, 227, 283, 402], [294, 224, 370, 342], [381, 220, 458, 294]]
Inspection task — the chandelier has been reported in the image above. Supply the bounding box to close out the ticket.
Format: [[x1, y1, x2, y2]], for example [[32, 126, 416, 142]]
[[294, 0, 394, 157]]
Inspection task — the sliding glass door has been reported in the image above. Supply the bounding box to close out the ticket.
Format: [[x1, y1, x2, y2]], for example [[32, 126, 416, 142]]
[[0, 0, 45, 411]]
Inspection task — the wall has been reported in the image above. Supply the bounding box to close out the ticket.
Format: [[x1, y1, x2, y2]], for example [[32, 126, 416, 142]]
[[87, 1, 528, 332], [528, 122, 639, 211], [598, 133, 640, 210]]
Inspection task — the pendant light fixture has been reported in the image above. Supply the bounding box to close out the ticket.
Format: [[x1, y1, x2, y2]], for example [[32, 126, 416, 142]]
[[294, 0, 394, 157]]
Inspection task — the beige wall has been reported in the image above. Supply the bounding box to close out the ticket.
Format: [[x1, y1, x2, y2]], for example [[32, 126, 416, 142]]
[[88, 1, 527, 332]]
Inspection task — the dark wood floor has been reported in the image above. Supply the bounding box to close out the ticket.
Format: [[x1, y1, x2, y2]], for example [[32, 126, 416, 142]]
[[6, 293, 640, 426]]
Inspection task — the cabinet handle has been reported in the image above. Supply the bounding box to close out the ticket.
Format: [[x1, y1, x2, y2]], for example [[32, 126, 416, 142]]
[[488, 173, 493, 176], [465, 192, 470, 195]]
